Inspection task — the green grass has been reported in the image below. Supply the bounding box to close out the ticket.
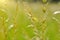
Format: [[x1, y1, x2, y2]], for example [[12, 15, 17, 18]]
[[0, 0, 60, 40]]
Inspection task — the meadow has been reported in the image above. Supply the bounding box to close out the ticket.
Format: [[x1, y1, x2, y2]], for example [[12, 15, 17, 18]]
[[0, 0, 60, 40]]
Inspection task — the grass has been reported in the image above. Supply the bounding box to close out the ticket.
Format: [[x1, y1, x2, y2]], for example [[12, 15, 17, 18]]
[[0, 0, 60, 40]]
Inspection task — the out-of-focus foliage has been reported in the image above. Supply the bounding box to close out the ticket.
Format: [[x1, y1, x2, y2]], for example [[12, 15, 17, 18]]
[[0, 0, 60, 40]]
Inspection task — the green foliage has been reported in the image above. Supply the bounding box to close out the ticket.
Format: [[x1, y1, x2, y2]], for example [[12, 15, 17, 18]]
[[0, 0, 60, 40]]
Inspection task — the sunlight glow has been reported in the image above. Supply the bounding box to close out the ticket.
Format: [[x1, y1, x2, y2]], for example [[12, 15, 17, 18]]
[[9, 24, 14, 30], [0, 0, 9, 5], [54, 11, 60, 14]]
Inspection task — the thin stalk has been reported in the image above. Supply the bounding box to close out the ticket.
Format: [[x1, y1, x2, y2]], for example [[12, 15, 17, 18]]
[[22, 1, 32, 40], [2, 17, 7, 40], [40, 0, 48, 40], [22, 1, 40, 40], [12, 1, 19, 40]]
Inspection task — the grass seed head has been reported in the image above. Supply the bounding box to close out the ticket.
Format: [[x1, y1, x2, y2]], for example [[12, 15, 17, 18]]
[[32, 17, 38, 22], [42, 7, 47, 13], [42, 0, 48, 4]]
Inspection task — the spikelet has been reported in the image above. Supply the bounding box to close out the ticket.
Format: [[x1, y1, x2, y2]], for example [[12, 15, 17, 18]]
[[23, 1, 39, 40], [39, 0, 48, 40], [23, 2, 38, 22], [42, 6, 47, 13], [42, 0, 48, 4], [31, 17, 38, 22]]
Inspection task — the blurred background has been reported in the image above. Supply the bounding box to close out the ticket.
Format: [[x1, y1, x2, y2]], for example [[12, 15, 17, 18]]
[[0, 0, 60, 40], [14, 0, 60, 3]]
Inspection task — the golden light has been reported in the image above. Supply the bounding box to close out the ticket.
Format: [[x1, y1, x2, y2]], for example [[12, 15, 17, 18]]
[[0, 0, 10, 6]]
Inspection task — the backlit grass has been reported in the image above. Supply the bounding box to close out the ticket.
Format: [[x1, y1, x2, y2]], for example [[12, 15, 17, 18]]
[[0, 0, 60, 40]]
